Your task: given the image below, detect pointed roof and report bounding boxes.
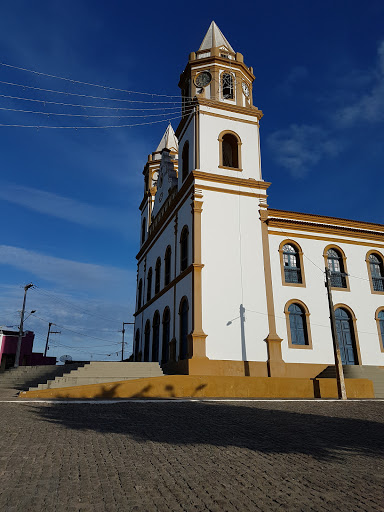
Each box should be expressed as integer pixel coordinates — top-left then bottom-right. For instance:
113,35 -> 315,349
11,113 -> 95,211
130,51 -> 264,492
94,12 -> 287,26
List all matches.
156,123 -> 178,153
199,21 -> 234,53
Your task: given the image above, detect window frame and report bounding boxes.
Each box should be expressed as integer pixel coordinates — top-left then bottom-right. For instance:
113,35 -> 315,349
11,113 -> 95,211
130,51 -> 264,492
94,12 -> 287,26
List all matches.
134,329 -> 141,361
137,279 -> 143,310
152,310 -> 160,362
162,307 -> 171,364
141,217 -> 146,245
284,299 -> 312,349
164,246 -> 172,286
323,245 -> 350,291
375,307 -> 384,353
279,240 -> 306,288
179,296 -> 189,360
181,141 -> 189,182
366,250 -> 384,295
221,72 -> 235,100
146,267 -> 152,302
218,130 -> 242,171
144,320 -> 151,362
333,303 -> 362,364
155,257 -> 161,295
180,226 -> 189,273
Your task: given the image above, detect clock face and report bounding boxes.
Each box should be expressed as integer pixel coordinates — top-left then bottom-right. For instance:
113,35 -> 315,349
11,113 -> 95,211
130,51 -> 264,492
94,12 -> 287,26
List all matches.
242,81 -> 250,97
195,71 -> 212,88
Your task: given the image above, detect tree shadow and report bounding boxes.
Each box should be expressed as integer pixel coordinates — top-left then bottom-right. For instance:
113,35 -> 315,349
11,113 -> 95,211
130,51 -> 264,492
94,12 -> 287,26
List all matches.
29,400 -> 384,462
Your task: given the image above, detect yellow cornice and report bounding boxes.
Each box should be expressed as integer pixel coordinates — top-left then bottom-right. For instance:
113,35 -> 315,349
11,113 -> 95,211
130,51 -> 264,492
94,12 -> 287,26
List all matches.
197,97 -> 263,120
193,170 -> 270,190
268,208 -> 384,234
179,56 -> 255,84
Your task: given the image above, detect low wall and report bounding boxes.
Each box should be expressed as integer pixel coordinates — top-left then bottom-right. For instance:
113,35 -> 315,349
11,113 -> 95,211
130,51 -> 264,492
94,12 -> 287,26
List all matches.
19,375 -> 374,400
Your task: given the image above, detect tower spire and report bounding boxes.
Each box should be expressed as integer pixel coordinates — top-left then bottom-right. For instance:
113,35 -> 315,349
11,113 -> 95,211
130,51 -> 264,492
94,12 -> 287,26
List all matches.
199,21 -> 234,53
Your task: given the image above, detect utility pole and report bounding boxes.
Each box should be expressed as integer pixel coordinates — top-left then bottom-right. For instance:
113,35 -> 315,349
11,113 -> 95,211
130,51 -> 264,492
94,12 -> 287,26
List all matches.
122,322 -> 134,361
14,283 -> 34,368
44,322 -> 61,357
325,268 -> 347,400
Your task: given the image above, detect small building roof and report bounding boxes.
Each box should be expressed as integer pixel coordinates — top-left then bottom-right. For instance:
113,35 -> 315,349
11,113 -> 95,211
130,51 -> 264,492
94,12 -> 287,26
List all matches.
199,21 -> 234,53
156,123 -> 178,153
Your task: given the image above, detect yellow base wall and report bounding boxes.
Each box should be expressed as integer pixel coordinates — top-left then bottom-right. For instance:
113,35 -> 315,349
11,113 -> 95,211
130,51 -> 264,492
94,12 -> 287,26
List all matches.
164,358 -> 328,379
19,376 -> 374,400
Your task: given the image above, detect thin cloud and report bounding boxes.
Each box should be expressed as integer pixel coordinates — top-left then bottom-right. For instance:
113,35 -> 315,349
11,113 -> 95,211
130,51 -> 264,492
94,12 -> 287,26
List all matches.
267,124 -> 341,177
0,183 -> 130,234
0,245 -> 133,292
276,65 -> 308,95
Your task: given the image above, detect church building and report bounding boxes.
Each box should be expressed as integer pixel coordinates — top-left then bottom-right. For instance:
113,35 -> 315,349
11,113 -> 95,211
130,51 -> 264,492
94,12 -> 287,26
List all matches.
133,22 -> 384,379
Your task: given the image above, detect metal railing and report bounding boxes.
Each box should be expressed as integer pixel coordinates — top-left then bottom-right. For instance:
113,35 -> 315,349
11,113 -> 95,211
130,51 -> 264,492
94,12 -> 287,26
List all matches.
284,267 -> 302,284
372,276 -> 384,292
330,272 -> 347,288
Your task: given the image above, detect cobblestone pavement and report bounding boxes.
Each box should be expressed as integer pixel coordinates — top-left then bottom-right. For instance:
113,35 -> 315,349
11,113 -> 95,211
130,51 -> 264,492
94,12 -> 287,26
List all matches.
0,400 -> 383,512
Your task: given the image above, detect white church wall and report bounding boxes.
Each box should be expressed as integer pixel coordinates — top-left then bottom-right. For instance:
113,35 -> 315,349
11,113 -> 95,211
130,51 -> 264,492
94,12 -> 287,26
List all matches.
199,109 -> 262,181
201,189 -> 269,361
269,231 -> 384,366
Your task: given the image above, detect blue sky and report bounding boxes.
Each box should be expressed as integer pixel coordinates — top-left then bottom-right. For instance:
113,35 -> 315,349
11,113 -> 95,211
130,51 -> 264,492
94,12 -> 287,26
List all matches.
0,1 -> 383,360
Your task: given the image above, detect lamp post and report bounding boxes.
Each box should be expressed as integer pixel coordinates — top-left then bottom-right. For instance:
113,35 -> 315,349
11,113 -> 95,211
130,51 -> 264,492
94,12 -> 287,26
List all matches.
14,283 -> 34,368
122,322 -> 134,361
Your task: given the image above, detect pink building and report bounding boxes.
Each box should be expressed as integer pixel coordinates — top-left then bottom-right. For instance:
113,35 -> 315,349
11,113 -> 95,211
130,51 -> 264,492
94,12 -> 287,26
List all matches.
0,327 -> 56,370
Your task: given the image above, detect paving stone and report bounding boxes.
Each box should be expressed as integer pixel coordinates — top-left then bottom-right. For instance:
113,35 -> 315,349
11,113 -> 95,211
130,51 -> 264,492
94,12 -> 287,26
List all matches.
0,401 -> 383,511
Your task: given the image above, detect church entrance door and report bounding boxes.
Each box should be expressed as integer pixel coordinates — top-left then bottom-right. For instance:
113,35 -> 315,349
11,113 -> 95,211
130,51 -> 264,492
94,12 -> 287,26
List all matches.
335,308 -> 357,365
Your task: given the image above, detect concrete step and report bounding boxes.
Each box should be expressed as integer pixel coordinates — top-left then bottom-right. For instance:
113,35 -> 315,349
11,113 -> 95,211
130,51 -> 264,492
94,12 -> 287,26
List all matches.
30,362 -> 164,391
0,364 -> 88,391
316,365 -> 384,398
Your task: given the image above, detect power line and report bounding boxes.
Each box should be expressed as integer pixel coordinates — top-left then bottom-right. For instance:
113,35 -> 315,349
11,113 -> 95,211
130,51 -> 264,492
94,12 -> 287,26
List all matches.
0,61 -> 192,99
0,93 -> 193,111
0,79 -> 187,104
0,111 -> 194,129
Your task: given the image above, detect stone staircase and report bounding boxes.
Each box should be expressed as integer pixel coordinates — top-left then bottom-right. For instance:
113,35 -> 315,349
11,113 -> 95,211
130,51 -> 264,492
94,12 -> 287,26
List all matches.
28,362 -> 164,391
317,365 -> 384,398
0,364 -> 87,397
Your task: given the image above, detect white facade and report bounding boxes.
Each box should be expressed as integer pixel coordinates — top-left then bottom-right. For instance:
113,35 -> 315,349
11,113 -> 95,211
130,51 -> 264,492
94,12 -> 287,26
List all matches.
133,22 -> 384,375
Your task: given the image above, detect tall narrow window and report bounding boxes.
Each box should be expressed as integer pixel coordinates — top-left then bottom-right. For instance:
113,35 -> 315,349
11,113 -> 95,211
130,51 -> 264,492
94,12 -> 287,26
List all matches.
369,253 -> 384,292
152,311 -> 160,362
222,73 -> 234,99
179,297 -> 189,360
222,133 -> 239,168
182,141 -> 189,182
137,279 -> 143,309
162,307 -> 170,364
283,244 -> 302,284
155,257 -> 161,294
327,248 -> 347,288
134,329 -> 140,361
180,226 -> 189,272
377,310 -> 384,350
288,303 -> 309,346
141,217 -> 146,245
164,246 -> 172,286
144,320 -> 150,362
146,267 -> 152,302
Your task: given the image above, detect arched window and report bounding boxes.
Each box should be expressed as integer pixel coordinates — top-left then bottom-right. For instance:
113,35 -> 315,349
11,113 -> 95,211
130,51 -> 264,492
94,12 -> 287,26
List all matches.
152,311 -> 160,362
144,320 -> 150,362
162,307 -> 171,363
134,329 -> 140,361
287,303 -> 310,346
141,218 -> 146,245
146,267 -> 152,302
222,73 -> 234,99
282,244 -> 302,284
155,257 -> 161,294
368,253 -> 384,292
180,226 -> 189,272
164,246 -> 172,286
137,279 -> 143,309
326,247 -> 348,289
182,141 -> 189,182
334,307 -> 358,365
179,297 -> 189,360
222,133 -> 239,168
376,309 -> 384,352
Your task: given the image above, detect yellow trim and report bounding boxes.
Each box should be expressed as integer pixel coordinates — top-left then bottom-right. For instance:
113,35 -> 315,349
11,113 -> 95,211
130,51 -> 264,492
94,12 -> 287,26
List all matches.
278,239 -> 306,288
374,307 -> 384,354
197,97 -> 262,119
201,109 -> 260,126
284,299 -> 313,350
366,250 -> 384,295
218,129 -> 242,170
268,230 -> 384,249
198,184 -> 266,198
333,303 -> 362,365
323,244 -> 351,292
193,170 -> 270,189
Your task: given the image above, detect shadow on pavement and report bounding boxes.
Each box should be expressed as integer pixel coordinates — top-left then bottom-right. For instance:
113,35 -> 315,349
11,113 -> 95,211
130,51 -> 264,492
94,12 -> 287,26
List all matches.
30,399 -> 384,461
